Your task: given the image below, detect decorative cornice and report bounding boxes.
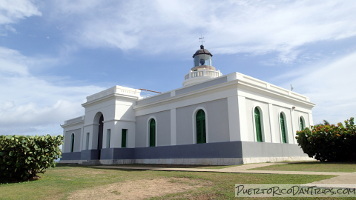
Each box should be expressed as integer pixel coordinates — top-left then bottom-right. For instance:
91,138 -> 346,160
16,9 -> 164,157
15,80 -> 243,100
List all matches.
61,116 -> 84,128
82,86 -> 141,107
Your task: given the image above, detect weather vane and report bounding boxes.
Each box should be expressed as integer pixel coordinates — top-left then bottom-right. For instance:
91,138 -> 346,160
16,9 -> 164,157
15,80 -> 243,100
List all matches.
199,34 -> 205,45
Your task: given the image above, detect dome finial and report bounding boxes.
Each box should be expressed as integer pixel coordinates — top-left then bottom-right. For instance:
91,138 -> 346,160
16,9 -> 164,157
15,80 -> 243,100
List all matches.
199,35 -> 205,45
199,34 -> 205,50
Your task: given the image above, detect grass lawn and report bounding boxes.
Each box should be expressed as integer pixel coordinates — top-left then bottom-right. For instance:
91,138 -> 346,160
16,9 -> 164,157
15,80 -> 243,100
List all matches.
0,165 -> 336,200
250,162 -> 356,172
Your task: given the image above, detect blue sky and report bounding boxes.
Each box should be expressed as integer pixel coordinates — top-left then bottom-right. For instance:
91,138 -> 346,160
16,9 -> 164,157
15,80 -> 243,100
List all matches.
0,0 -> 356,136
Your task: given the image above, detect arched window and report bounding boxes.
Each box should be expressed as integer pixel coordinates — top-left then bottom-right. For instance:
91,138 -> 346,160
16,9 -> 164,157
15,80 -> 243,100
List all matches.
196,109 -> 206,144
70,133 -> 75,152
299,116 -> 305,131
254,107 -> 263,142
149,118 -> 156,147
280,112 -> 288,143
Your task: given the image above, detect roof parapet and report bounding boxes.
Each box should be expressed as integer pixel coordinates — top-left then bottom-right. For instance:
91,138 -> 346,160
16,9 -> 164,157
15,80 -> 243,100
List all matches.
86,86 -> 141,102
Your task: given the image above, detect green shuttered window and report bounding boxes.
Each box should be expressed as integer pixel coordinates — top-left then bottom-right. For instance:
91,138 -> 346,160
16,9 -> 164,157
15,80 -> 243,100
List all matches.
299,117 -> 305,131
280,113 -> 288,143
254,107 -> 263,142
149,119 -> 156,147
86,132 -> 90,150
196,109 -> 206,144
70,133 -> 75,152
106,129 -> 111,148
122,129 -> 127,148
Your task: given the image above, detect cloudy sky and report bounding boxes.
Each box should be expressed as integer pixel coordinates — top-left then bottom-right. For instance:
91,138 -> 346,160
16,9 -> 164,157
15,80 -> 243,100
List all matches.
0,0 -> 355,136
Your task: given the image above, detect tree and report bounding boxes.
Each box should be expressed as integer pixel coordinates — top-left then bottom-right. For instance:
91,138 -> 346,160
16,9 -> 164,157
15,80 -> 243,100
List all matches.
0,135 -> 63,183
296,117 -> 355,162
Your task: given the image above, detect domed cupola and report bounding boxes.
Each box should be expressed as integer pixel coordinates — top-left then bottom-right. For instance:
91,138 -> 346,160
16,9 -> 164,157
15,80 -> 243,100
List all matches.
183,45 -> 222,87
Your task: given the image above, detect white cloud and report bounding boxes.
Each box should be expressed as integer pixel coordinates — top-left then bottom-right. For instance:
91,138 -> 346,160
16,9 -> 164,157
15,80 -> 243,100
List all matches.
45,0 -> 356,61
0,0 -> 41,36
0,0 -> 41,24
0,25 -> 17,36
0,47 -> 104,135
279,51 -> 356,124
0,47 -> 29,75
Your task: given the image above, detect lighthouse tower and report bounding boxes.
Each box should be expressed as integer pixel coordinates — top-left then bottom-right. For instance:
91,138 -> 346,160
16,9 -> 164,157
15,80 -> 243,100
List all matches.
183,45 -> 222,87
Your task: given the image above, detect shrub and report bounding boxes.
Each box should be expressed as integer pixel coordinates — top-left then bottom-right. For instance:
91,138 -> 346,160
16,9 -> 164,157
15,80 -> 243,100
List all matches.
296,117 -> 356,162
0,134 -> 63,183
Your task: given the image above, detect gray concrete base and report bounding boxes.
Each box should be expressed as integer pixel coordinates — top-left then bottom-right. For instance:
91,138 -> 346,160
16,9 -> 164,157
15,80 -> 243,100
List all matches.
60,141 -> 311,165
61,158 -> 243,165
99,159 -> 135,165
115,158 -> 243,165
60,156 -> 313,166
59,160 -> 82,164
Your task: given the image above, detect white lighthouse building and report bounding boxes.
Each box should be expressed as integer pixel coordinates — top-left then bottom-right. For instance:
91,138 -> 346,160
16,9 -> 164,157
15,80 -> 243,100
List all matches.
61,45 -> 314,165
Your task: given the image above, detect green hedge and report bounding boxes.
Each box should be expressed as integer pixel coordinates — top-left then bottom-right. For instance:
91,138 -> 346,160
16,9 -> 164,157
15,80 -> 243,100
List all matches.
0,135 -> 63,183
296,117 -> 356,162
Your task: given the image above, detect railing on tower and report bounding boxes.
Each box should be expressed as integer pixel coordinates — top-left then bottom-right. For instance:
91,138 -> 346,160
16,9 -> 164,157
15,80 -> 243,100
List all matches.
185,70 -> 222,80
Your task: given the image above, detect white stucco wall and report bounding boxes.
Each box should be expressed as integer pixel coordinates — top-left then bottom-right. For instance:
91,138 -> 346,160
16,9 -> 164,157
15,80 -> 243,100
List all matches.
235,73 -> 314,144
63,128 -> 82,153
244,99 -> 271,142
135,110 -> 171,147
135,97 -> 231,146
79,87 -> 139,151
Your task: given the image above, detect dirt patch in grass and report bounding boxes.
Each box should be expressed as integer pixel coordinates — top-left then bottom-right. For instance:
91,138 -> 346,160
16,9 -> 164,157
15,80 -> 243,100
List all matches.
68,177 -> 210,200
